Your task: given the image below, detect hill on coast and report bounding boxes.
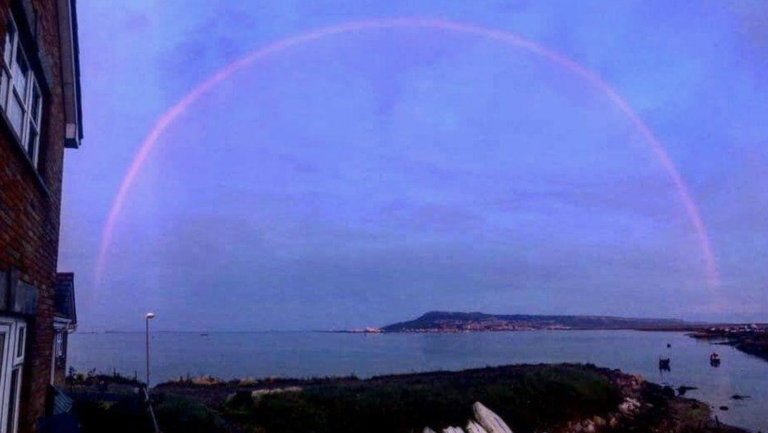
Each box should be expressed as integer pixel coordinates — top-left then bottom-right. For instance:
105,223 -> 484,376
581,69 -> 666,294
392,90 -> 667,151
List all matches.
380,311 -> 696,333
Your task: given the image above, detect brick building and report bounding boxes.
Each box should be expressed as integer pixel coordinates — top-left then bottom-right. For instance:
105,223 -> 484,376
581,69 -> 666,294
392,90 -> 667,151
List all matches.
0,0 -> 82,432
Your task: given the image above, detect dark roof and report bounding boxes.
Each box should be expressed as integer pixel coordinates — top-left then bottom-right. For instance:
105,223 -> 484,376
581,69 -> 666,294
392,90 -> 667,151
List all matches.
54,273 -> 77,323
49,386 -> 74,415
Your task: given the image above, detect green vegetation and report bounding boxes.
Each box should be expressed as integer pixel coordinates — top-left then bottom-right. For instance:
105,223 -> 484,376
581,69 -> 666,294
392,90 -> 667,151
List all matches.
74,393 -> 229,433
155,394 -> 230,433
222,364 -> 621,433
71,363 -> 744,433
74,398 -> 149,433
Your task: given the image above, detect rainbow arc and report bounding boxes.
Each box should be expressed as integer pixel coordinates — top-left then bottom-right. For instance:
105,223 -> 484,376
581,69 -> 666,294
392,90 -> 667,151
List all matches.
95,18 -> 719,288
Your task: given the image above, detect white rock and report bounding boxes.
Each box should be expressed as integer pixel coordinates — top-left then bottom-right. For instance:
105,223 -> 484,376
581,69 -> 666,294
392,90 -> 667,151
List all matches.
443,427 -> 465,433
466,421 -> 490,433
618,400 -> 636,415
473,402 -> 514,433
423,428 -> 437,433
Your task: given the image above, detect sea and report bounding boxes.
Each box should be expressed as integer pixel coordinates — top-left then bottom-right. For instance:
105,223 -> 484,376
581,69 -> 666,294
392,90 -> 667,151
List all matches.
69,330 -> 768,432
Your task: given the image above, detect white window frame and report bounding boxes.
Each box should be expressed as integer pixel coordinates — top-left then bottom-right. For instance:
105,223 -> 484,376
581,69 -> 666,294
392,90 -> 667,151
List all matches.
1,12 -> 43,168
51,319 -> 70,385
54,332 -> 63,359
0,318 -> 25,433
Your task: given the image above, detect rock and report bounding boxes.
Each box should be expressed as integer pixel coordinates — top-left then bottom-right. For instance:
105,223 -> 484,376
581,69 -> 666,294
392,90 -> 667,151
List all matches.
424,429 -> 437,433
618,402 -> 632,415
661,386 -> 676,398
618,397 -> 642,416
582,422 -> 596,433
592,416 -> 606,427
719,405 -> 729,411
614,374 -> 645,392
443,427 -> 465,433
677,386 -> 698,396
466,421 -> 489,433
473,402 -> 514,433
608,416 -> 619,428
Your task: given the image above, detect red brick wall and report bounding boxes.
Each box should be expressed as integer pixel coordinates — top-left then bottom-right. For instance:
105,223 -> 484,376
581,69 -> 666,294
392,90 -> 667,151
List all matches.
0,0 -> 70,431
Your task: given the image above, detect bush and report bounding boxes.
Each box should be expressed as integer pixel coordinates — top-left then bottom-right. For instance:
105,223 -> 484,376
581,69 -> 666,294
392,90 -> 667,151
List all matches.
75,392 -> 230,433
154,394 -> 230,433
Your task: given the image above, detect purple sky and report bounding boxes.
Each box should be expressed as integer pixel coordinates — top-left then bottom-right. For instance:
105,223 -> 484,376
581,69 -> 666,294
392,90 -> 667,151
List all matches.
60,1 -> 768,331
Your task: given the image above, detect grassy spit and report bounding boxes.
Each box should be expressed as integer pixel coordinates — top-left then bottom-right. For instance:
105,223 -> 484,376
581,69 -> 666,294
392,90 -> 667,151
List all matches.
69,364 -> 745,433
689,328 -> 768,362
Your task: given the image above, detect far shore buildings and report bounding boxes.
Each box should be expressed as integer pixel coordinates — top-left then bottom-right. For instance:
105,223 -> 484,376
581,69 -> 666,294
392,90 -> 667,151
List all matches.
0,0 -> 82,432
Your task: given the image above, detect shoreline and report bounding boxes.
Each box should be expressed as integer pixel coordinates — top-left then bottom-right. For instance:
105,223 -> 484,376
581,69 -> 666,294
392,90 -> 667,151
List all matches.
331,327 -> 715,334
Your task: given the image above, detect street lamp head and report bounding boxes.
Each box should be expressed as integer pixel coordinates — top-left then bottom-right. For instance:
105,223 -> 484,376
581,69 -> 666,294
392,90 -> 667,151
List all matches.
146,312 -> 155,320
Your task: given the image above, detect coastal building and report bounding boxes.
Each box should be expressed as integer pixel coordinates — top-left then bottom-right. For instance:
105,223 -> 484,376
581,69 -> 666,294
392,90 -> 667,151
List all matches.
0,0 -> 82,432
52,273 -> 76,387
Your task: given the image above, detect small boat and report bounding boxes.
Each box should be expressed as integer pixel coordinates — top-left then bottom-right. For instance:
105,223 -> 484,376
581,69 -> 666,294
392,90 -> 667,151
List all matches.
659,358 -> 671,372
710,352 -> 721,367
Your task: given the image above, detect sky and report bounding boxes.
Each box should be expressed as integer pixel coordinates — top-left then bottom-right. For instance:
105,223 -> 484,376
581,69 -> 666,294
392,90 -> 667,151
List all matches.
59,0 -> 768,331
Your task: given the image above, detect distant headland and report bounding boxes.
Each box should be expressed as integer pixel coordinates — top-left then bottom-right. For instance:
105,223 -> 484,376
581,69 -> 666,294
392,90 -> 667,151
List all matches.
356,311 -> 715,333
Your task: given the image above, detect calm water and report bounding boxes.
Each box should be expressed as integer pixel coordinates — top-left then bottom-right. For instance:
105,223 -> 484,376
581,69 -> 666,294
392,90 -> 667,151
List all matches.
69,330 -> 767,431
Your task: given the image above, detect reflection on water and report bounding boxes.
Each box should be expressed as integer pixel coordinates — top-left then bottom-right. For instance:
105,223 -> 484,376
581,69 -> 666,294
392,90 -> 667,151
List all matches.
70,330 -> 768,431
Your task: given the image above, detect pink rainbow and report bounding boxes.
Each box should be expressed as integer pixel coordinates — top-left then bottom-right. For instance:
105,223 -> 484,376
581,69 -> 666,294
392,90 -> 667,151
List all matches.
95,17 -> 719,286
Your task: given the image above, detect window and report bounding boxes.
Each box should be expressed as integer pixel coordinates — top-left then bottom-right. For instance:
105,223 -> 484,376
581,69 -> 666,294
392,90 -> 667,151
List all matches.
0,319 -> 25,433
13,326 -> 23,363
4,370 -> 17,433
0,14 -> 43,167
54,332 -> 63,359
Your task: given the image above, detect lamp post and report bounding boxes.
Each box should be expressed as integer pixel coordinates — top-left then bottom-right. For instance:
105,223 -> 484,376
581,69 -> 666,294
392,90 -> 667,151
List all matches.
144,312 -> 161,433
145,312 -> 155,388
